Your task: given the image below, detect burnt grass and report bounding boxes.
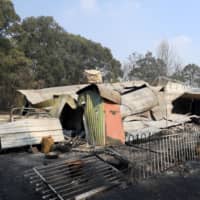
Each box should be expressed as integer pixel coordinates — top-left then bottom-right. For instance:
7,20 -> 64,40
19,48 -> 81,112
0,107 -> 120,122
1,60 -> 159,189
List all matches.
1,151 -> 200,200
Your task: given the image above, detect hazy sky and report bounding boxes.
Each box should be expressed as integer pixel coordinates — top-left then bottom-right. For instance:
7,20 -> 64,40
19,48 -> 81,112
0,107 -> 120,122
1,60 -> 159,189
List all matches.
12,0 -> 200,65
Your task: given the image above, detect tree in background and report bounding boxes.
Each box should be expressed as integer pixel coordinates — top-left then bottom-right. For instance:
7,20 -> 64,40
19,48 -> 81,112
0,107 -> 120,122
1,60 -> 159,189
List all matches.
122,52 -> 142,81
156,40 -> 182,75
0,1 -> 122,110
128,51 -> 167,83
0,0 -> 33,110
18,16 -> 122,88
170,64 -> 184,82
17,16 -> 67,88
170,63 -> 200,87
182,64 -> 200,87
0,0 -> 20,37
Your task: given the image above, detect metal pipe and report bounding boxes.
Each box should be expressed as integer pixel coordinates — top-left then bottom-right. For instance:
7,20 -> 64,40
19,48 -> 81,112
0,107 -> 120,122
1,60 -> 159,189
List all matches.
33,168 -> 64,200
40,165 -> 114,187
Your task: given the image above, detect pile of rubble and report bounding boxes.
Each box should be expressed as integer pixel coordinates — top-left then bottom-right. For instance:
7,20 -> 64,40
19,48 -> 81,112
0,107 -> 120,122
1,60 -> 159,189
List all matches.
1,76 -> 200,199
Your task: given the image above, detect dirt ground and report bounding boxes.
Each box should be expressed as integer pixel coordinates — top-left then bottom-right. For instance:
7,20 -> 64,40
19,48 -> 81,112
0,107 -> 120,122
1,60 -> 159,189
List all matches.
0,150 -> 82,200
1,151 -> 200,200
94,162 -> 200,200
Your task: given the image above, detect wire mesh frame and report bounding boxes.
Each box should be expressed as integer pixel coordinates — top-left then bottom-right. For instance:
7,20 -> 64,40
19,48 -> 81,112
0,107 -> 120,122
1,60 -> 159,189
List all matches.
24,155 -> 125,200
113,128 -> 200,183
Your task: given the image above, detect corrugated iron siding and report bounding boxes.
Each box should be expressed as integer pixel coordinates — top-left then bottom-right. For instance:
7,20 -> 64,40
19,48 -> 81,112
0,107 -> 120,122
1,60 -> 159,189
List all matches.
104,102 -> 125,145
0,118 -> 64,149
79,90 -> 105,146
120,87 -> 158,118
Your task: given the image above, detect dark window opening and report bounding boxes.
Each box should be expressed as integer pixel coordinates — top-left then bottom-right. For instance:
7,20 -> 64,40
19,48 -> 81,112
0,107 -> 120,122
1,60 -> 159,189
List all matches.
59,103 -> 84,137
172,97 -> 200,115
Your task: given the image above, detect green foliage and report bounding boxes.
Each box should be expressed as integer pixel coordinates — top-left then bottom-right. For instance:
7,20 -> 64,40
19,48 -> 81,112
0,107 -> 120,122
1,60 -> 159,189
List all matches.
17,16 -> 122,87
0,48 -> 34,108
182,64 -> 200,87
171,64 -> 200,87
0,2 -> 122,110
128,51 -> 167,83
127,51 -> 200,87
0,0 -> 33,110
170,67 -> 184,82
0,0 -> 20,37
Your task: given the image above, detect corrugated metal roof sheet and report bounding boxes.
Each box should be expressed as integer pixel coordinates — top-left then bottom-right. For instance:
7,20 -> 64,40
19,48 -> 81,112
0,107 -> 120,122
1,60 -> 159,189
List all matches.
120,87 -> 159,118
18,84 -> 87,105
77,84 -> 121,104
18,81 -> 148,106
97,80 -> 148,94
124,114 -> 192,139
0,118 -> 64,149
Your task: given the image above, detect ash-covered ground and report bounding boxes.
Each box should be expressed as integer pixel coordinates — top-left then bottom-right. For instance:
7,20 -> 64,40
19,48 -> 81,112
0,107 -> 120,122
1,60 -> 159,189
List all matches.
1,151 -> 200,200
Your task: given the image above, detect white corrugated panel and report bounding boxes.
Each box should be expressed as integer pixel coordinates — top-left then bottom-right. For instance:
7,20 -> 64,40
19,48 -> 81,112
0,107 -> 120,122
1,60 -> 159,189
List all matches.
18,84 -> 87,105
0,118 -> 64,149
120,87 -> 158,118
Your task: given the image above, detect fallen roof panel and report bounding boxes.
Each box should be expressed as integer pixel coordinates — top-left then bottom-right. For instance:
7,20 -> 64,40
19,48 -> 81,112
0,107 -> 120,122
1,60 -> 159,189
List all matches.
120,86 -> 159,118
0,118 -> 64,149
18,84 -> 87,105
77,84 -> 121,104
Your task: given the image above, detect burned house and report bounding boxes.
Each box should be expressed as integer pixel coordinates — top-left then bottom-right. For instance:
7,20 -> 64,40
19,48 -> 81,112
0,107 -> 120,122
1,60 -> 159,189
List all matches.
1,78 -> 196,149
2,78 -> 200,200
18,85 -> 87,136
0,85 -> 88,150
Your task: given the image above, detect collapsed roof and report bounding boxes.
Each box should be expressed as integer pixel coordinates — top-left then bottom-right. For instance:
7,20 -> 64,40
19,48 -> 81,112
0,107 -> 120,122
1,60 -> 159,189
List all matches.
16,78 -> 200,145
18,80 -> 148,104
18,84 -> 87,106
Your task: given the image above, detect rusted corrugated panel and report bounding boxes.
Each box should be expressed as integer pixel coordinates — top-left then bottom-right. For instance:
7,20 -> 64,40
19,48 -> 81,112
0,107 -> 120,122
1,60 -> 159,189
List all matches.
97,85 -> 121,104
104,102 -> 125,145
120,87 -> 158,118
0,118 -> 64,149
77,84 -> 121,104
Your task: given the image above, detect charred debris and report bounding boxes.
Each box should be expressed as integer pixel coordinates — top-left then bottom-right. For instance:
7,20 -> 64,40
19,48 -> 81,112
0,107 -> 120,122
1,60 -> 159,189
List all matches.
1,74 -> 200,199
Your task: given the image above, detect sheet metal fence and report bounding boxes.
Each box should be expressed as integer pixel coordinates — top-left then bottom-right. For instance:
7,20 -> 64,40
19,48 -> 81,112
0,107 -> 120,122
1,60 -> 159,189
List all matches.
110,127 -> 200,183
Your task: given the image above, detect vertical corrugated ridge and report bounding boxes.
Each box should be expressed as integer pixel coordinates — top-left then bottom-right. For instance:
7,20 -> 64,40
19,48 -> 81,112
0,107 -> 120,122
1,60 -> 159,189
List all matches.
79,90 -> 105,145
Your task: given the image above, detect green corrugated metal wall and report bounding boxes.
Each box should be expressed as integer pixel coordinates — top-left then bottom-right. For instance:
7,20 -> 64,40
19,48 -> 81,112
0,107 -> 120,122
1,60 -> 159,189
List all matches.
78,90 -> 105,146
